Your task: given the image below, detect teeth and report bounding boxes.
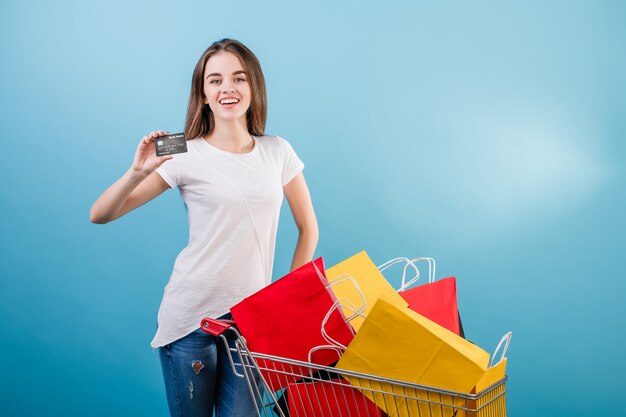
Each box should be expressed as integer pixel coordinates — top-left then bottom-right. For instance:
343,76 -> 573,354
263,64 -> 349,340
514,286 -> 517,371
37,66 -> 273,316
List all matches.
220,98 -> 239,104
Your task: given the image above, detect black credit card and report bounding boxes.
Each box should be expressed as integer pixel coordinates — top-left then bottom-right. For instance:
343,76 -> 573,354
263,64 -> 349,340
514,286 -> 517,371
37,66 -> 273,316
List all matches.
155,133 -> 187,156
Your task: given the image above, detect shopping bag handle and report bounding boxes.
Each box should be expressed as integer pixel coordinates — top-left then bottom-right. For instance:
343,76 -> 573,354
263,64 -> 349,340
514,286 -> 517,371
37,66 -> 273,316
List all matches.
310,298 -> 367,362
379,257 -> 436,291
313,260 -> 367,350
320,297 -> 366,350
489,332 -> 513,367
308,344 -> 344,363
378,257 -> 420,289
312,259 -> 367,324
326,275 -> 367,316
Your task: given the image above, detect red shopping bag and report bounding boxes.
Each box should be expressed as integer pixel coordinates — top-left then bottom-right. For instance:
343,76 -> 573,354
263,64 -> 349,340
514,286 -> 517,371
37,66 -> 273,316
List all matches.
230,258 -> 355,391
399,276 -> 462,336
287,378 -> 385,417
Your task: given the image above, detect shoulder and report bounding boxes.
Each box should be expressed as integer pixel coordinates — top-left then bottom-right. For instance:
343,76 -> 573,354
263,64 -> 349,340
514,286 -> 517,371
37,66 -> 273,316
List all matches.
257,134 -> 296,153
257,134 -> 282,147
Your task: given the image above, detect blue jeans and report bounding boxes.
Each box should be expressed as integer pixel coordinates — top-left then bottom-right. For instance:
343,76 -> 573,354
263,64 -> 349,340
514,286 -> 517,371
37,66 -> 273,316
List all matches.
158,316 -> 259,417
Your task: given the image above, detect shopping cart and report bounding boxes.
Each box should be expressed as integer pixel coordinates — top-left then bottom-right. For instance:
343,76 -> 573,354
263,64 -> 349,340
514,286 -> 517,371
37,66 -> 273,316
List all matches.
201,318 -> 508,417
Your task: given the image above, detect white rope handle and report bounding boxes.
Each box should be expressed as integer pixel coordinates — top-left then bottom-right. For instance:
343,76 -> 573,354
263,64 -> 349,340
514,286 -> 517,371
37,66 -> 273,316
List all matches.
402,257 -> 436,289
308,345 -> 344,364
326,275 -> 367,319
378,257 -> 436,291
378,257 -> 421,290
489,332 -> 513,367
319,297 -> 366,349
309,298 -> 367,362
311,260 -> 367,350
312,259 -> 367,319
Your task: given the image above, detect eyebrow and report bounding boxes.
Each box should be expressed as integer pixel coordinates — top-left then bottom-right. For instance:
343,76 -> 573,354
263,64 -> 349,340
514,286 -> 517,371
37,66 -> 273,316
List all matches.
206,70 -> 247,79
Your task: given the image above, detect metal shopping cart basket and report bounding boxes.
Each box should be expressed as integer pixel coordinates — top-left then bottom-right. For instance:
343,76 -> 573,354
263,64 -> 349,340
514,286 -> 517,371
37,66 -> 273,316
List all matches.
201,318 -> 508,417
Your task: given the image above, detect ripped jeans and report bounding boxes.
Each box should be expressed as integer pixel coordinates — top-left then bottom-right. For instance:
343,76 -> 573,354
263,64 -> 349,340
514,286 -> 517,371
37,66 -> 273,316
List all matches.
158,315 -> 259,417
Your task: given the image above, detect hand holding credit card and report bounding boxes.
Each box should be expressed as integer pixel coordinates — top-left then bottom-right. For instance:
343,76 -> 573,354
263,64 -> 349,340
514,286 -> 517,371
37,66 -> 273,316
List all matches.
155,133 -> 188,156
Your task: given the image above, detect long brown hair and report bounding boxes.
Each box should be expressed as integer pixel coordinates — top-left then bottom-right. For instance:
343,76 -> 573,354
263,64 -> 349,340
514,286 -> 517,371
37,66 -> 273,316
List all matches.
184,39 -> 267,139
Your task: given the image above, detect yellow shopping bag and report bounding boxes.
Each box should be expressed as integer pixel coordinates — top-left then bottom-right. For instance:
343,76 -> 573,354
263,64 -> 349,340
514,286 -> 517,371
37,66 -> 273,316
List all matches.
326,251 -> 409,331
336,298 -> 507,417
467,333 -> 511,417
465,359 -> 508,417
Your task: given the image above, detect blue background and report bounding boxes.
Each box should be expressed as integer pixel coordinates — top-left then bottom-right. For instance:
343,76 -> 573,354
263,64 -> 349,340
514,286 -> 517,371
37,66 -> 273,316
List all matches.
1,1 -> 624,416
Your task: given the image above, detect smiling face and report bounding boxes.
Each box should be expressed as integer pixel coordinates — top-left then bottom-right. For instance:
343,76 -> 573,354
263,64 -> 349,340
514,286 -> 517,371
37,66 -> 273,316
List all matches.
184,39 -> 267,139
203,51 -> 252,125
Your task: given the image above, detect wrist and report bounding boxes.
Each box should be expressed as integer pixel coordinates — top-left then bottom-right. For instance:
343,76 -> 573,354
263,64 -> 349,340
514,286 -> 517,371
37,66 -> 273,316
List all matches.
127,166 -> 150,181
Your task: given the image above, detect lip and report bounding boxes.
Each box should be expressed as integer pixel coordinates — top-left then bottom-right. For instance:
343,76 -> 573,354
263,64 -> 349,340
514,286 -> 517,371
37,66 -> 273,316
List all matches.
218,96 -> 240,109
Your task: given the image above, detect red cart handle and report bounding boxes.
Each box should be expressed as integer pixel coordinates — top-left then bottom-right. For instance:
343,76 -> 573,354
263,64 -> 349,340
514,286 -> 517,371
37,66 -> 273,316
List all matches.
201,318 -> 233,336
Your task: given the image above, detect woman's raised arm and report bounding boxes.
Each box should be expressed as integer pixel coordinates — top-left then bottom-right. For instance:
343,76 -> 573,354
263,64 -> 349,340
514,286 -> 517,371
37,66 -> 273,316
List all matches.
90,131 -> 173,224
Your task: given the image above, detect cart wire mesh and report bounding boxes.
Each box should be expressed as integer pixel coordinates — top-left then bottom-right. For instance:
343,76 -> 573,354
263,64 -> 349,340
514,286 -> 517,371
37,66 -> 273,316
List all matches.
204,321 -> 507,417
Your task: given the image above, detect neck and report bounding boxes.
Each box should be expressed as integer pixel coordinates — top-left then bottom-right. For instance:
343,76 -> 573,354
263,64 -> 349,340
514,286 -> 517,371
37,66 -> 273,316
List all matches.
205,118 -> 254,153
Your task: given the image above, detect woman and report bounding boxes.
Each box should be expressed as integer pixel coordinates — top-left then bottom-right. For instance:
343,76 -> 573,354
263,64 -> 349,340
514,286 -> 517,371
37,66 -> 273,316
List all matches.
90,38 -> 319,417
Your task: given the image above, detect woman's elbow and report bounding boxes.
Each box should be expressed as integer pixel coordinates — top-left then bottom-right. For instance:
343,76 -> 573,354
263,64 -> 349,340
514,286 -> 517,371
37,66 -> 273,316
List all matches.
89,206 -> 110,224
90,213 -> 107,224
298,222 -> 319,241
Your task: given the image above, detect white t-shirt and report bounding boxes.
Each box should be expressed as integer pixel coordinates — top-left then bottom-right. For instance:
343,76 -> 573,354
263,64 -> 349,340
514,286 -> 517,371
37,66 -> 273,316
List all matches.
151,135 -> 304,348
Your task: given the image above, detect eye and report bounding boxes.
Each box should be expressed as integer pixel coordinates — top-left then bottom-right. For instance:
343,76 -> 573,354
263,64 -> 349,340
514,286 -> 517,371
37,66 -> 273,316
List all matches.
209,79 -> 221,84
235,77 -> 247,82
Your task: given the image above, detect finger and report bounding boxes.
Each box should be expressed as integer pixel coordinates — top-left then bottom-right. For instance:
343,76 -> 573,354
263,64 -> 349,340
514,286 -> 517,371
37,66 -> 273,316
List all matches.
156,155 -> 174,167
144,134 -> 158,143
141,135 -> 149,144
149,131 -> 158,139
157,130 -> 167,136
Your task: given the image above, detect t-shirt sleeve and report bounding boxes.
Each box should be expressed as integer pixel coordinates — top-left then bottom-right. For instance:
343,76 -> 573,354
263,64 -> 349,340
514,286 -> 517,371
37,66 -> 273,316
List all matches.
277,136 -> 305,186
155,157 -> 181,188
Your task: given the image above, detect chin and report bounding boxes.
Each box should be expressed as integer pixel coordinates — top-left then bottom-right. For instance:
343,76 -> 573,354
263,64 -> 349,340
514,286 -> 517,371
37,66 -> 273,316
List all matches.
216,113 -> 243,120
214,113 -> 248,124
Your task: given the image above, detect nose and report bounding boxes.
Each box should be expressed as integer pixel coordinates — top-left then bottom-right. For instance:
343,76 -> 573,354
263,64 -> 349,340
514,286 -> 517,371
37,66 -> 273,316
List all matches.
221,79 -> 236,93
